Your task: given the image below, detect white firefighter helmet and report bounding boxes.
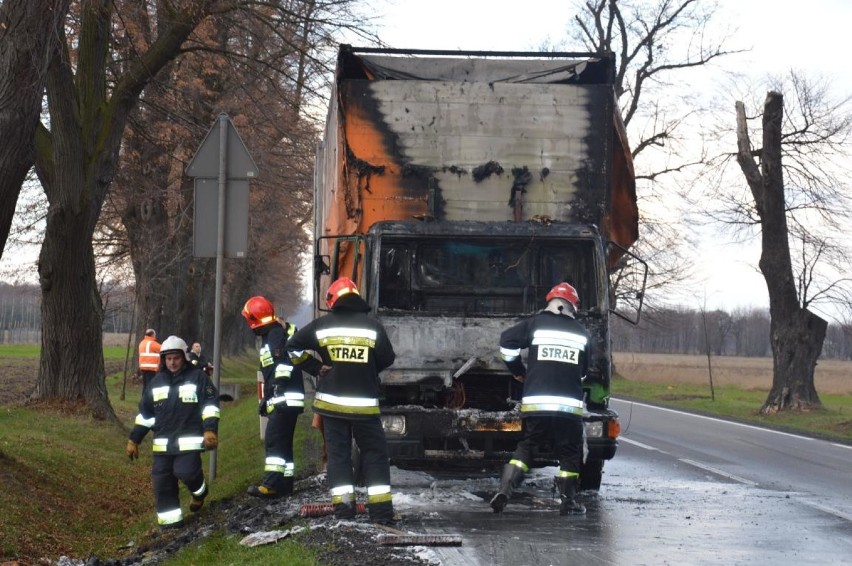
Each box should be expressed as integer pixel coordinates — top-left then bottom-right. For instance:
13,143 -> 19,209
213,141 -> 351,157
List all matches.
160,335 -> 191,361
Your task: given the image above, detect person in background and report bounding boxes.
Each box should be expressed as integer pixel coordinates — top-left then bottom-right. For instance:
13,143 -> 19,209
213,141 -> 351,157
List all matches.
126,335 -> 220,529
490,282 -> 590,516
137,328 -> 161,392
242,296 -> 305,499
189,342 -> 214,376
286,277 -> 397,524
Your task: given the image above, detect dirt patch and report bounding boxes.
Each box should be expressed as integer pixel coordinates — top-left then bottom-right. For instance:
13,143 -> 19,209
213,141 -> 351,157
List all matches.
0,358 -> 128,406
614,352 -> 852,395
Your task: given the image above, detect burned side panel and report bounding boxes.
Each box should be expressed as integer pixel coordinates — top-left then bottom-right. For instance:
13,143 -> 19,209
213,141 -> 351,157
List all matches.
337,79 -> 613,226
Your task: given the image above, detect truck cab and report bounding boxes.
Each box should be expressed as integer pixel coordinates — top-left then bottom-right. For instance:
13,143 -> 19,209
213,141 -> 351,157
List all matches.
313,45 -> 646,490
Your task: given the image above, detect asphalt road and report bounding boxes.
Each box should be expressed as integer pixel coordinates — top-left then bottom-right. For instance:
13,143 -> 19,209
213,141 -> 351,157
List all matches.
391,399 -> 852,565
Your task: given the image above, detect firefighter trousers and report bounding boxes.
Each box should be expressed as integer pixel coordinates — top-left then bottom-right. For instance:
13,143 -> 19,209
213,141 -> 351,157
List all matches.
151,452 -> 206,527
323,414 -> 394,521
513,415 -> 584,473
261,406 -> 302,492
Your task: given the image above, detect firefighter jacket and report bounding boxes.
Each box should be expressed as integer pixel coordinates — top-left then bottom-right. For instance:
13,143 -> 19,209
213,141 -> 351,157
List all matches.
257,320 -> 305,412
129,364 -> 220,454
287,295 -> 395,419
499,311 -> 590,418
138,335 -> 161,373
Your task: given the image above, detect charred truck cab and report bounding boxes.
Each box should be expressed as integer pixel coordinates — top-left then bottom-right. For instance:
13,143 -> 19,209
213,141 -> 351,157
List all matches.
313,46 -> 646,490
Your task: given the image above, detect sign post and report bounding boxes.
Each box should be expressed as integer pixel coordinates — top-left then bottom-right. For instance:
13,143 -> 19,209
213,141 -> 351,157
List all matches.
187,113 -> 258,480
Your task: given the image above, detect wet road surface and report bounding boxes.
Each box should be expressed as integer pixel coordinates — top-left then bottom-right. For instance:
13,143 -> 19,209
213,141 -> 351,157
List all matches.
391,401 -> 852,565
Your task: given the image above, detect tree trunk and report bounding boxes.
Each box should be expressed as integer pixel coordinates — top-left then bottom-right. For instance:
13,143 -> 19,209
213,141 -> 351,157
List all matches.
763,308 -> 825,413
735,92 -> 825,415
0,0 -> 70,257
34,201 -> 115,421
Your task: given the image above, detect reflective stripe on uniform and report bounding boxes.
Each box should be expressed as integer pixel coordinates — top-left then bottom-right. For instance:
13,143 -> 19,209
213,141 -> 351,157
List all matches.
202,404 -> 220,420
530,329 -> 587,348
265,456 -> 287,473
557,469 -> 580,479
314,392 -> 379,415
135,414 -> 155,428
367,484 -> 392,504
288,349 -> 312,364
177,436 -> 204,451
151,386 -> 170,402
316,327 -> 377,348
500,346 -> 521,361
331,484 -> 355,504
274,363 -> 294,378
157,507 -> 183,525
153,438 -> 169,452
269,392 -> 305,408
192,481 -> 207,497
521,394 -> 584,415
509,458 -> 529,472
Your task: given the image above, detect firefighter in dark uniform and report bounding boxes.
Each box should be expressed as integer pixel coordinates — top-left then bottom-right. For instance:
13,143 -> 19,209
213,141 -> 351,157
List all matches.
242,296 -> 305,499
490,282 -> 590,516
126,335 -> 220,529
287,277 -> 397,523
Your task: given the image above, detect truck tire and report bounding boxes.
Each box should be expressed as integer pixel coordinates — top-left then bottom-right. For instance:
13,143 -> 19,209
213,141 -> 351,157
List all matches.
580,459 -> 604,491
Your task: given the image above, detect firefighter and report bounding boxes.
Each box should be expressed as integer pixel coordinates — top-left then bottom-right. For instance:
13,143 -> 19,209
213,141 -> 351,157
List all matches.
490,282 -> 589,516
137,328 -> 161,392
242,296 -> 305,499
126,335 -> 220,529
287,277 -> 397,524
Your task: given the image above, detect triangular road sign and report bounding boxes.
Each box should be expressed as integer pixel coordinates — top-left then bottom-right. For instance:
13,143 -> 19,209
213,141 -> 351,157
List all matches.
186,113 -> 259,178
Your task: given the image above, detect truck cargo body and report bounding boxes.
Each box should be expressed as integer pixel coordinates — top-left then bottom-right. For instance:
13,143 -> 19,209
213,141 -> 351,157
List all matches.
313,46 -> 641,490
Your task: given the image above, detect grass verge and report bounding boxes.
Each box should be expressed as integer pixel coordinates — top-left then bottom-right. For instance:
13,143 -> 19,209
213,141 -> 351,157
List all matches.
0,349 -> 324,565
612,374 -> 852,443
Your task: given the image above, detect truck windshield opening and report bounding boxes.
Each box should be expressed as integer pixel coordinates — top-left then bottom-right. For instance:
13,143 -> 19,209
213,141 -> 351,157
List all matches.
377,239 -> 599,316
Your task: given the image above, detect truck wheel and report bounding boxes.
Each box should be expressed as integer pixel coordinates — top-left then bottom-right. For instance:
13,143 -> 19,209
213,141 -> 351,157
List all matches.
580,459 -> 604,491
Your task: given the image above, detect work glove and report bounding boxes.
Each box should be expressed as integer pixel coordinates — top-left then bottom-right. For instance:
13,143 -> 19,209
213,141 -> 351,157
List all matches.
202,430 -> 218,450
126,440 -> 139,461
258,399 -> 269,416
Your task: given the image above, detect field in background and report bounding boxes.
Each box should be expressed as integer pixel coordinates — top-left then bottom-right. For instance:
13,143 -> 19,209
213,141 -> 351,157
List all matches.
614,352 -> 852,396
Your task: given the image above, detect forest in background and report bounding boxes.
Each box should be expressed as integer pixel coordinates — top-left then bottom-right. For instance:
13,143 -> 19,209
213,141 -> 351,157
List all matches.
2,281 -> 850,360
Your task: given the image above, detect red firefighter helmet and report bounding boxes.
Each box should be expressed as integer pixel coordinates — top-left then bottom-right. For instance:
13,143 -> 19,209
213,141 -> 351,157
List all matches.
325,277 -> 360,308
242,296 -> 276,329
546,282 -> 580,310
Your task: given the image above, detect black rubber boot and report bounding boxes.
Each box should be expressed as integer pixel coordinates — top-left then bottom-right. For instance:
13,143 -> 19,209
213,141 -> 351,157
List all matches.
334,501 -> 357,520
369,500 -> 397,525
189,483 -> 208,512
247,485 -> 283,499
280,476 -> 294,497
555,476 -> 586,516
490,463 -> 524,513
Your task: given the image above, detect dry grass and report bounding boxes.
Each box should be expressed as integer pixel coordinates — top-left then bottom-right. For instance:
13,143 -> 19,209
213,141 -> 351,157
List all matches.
613,352 -> 852,396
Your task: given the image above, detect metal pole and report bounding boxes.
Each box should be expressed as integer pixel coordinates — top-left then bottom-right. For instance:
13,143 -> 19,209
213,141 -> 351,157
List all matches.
209,113 -> 229,480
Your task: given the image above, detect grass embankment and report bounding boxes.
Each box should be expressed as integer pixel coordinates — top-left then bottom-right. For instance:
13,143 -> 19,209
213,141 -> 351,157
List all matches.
0,346 -> 325,565
612,374 -> 852,443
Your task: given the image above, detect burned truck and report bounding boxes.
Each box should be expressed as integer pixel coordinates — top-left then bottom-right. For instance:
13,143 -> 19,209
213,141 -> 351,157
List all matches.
312,45 -> 645,490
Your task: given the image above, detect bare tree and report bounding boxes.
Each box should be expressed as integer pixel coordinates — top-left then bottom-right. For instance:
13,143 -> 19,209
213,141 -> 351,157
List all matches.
0,0 -> 70,258
732,87 -> 851,413
20,0 -> 378,419
566,0 -> 742,310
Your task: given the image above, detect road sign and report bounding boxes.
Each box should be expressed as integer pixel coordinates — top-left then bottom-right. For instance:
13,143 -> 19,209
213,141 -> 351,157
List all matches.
186,113 -> 259,481
193,178 -> 248,258
186,114 -> 258,178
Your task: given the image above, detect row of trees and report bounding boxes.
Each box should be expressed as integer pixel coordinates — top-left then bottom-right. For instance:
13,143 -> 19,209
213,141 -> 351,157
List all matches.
4,280 -> 852,361
0,0 -> 376,421
612,306 -> 852,360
